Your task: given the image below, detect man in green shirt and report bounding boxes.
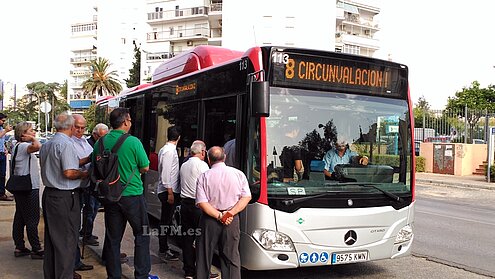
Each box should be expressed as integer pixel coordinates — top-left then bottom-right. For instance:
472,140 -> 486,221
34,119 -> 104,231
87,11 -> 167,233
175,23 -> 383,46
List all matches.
93,107 -> 152,279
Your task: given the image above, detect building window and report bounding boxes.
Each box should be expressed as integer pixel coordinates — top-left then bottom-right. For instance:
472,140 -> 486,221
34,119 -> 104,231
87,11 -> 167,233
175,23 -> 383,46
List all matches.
343,44 -> 360,55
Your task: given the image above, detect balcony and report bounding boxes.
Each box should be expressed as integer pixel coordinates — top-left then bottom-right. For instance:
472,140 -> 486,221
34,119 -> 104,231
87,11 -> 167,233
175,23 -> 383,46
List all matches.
147,6 -> 208,23
335,32 -> 379,50
70,70 -> 92,76
70,55 -> 97,64
338,14 -> 379,30
146,52 -> 175,61
147,27 -> 209,42
69,82 -> 83,89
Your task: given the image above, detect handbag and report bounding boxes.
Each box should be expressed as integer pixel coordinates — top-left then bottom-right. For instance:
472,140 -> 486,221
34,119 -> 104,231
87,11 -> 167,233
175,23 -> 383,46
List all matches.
5,144 -> 32,193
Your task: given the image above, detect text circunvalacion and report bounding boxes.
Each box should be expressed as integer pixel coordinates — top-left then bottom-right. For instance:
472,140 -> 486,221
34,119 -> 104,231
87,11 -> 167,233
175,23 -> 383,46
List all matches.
285,59 -> 390,88
176,82 -> 196,95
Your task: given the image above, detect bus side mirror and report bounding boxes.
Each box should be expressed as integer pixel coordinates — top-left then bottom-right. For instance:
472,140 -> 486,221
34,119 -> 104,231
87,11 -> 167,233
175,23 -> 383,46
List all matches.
251,81 -> 270,117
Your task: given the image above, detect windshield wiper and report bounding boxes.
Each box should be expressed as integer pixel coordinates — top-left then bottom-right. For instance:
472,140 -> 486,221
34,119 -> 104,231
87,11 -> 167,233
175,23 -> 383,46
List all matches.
282,192 -> 336,206
352,183 -> 402,202
281,183 -> 402,206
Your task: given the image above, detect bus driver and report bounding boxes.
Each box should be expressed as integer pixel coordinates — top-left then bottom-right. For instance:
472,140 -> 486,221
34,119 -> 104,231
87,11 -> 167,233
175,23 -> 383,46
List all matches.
323,136 -> 368,179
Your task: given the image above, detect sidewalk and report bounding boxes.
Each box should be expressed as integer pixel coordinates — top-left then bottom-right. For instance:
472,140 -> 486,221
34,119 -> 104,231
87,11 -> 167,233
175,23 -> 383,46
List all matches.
415,172 -> 495,190
1,172 -> 492,278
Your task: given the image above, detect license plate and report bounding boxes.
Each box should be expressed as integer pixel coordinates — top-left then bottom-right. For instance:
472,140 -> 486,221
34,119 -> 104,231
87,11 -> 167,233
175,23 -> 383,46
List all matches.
331,251 -> 368,264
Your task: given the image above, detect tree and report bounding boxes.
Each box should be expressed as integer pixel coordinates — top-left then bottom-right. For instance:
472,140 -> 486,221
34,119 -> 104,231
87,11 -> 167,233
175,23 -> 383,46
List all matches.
4,82 -> 70,129
125,44 -> 141,88
83,103 -> 96,133
445,81 -> 495,141
82,57 -> 123,98
413,96 -> 433,128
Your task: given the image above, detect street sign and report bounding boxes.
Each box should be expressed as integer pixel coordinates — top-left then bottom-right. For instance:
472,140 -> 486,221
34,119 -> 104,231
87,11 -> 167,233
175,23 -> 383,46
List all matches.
40,101 -> 52,113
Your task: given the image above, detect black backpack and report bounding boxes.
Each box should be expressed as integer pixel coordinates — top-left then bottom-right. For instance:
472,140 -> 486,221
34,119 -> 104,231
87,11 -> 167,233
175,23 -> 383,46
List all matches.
89,133 -> 136,203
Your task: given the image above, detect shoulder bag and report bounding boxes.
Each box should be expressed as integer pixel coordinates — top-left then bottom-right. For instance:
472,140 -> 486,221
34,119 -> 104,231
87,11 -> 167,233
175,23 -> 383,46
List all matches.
6,144 -> 32,193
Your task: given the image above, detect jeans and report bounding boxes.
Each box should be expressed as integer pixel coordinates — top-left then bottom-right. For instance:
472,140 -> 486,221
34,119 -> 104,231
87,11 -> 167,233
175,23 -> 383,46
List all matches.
157,191 -> 181,253
0,153 -> 6,196
12,189 -> 41,251
81,190 -> 101,238
102,195 -> 151,279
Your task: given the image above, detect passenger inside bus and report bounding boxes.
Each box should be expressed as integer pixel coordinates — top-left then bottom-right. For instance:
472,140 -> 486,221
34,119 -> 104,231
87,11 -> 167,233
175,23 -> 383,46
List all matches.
277,122 -> 310,182
323,136 -> 368,179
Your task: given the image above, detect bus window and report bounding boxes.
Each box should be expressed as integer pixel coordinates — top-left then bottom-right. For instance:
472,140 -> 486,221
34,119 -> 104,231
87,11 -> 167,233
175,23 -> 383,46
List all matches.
153,100 -> 199,164
204,97 -> 237,166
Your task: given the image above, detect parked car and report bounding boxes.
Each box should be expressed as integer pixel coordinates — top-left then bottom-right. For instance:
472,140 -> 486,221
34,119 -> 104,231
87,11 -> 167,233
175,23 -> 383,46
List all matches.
472,139 -> 486,144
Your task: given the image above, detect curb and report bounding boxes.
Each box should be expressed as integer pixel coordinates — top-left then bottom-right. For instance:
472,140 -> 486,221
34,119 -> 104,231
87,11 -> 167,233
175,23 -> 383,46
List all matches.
416,179 -> 495,191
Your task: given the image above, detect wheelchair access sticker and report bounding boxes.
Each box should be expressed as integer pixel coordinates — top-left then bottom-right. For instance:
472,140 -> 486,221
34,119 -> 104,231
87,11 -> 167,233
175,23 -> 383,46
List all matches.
299,252 -> 329,264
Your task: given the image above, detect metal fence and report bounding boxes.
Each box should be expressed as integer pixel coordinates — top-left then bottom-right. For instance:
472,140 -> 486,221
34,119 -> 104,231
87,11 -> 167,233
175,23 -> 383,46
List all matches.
414,108 -> 495,143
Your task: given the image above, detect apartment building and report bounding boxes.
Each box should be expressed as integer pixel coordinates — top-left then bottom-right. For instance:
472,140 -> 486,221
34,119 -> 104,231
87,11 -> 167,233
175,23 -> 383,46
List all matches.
335,0 -> 380,57
67,0 -> 380,112
141,0 -> 222,83
68,6 -> 98,114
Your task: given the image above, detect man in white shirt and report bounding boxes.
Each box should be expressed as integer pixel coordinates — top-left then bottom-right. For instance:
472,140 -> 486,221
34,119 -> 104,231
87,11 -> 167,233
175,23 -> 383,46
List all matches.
179,140 -> 217,279
157,126 -> 181,261
71,114 -> 95,273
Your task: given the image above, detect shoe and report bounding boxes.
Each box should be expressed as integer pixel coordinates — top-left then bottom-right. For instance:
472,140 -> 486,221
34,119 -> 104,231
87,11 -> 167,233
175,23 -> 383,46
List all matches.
75,263 -> 94,271
73,272 -> 82,279
82,237 -> 99,246
160,250 -> 179,261
0,194 -> 14,201
14,247 -> 31,257
148,275 -> 160,279
31,250 -> 44,259
185,273 -> 218,279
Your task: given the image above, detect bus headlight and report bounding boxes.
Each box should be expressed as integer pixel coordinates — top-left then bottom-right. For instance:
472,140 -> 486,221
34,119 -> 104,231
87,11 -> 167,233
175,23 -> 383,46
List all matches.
252,229 -> 295,252
395,225 -> 413,243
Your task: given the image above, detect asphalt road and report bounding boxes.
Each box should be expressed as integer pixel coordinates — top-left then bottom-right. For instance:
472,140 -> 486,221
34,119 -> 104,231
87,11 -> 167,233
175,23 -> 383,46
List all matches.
413,183 -> 495,277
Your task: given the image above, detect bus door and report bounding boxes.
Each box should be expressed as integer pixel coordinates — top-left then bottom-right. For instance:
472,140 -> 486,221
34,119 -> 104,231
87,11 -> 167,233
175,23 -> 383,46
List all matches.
203,96 -> 238,168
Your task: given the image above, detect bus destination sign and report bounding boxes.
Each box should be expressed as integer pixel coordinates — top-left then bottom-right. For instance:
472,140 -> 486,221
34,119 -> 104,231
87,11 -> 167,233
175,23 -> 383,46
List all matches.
271,52 -> 406,96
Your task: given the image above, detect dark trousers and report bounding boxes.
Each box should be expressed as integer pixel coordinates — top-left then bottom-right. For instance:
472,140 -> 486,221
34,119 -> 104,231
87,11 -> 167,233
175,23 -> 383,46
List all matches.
102,195 -> 151,279
12,189 -> 41,252
196,214 -> 241,279
42,187 -> 80,279
181,198 -> 202,276
0,153 -> 6,196
81,190 -> 100,238
157,191 -> 181,253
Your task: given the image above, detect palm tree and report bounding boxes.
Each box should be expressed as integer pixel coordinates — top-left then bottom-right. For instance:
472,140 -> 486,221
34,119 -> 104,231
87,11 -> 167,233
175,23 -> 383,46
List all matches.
82,57 -> 123,98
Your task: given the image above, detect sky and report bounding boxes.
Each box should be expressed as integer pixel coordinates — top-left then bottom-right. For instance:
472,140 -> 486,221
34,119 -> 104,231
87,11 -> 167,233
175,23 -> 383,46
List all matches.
1,1 -> 495,109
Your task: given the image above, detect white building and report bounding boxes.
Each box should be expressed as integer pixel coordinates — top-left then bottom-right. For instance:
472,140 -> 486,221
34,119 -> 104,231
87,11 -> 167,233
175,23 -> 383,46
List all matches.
335,0 -> 380,57
67,0 -> 380,111
68,5 -> 99,113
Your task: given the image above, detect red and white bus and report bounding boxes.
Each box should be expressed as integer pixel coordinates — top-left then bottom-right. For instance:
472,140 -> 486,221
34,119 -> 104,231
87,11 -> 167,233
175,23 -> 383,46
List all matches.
96,45 -> 415,270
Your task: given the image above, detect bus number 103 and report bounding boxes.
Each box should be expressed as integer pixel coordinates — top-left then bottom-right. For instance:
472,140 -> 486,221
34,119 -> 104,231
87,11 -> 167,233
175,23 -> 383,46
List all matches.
272,52 -> 289,64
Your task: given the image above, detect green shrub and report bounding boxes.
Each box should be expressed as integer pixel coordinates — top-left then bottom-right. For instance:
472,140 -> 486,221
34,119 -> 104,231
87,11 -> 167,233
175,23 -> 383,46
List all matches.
365,154 -> 424,172
485,165 -> 495,182
415,156 -> 425,172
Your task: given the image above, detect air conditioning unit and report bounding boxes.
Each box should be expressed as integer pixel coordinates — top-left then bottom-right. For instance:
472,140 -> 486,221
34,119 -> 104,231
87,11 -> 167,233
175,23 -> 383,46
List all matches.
187,40 -> 193,46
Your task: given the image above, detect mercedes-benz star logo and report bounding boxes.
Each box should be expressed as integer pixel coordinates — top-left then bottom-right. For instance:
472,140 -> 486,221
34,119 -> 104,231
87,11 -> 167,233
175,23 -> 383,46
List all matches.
344,230 -> 357,245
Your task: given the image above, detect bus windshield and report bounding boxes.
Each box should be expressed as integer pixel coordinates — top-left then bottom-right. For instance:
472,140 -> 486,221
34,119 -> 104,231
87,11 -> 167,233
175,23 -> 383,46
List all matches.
263,87 -> 412,202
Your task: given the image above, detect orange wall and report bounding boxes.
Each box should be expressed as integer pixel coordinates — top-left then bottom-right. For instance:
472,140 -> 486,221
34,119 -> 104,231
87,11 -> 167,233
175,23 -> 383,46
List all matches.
420,143 -> 487,176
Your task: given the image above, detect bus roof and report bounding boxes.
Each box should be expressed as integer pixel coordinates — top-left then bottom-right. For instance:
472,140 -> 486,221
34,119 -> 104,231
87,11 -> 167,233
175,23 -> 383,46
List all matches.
152,45 -> 244,84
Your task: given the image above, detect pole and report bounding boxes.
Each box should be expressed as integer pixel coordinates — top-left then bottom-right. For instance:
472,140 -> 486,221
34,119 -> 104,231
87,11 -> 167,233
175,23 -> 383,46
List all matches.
0,80 -> 3,111
13,84 -> 16,111
45,102 -> 48,137
464,104 -> 468,144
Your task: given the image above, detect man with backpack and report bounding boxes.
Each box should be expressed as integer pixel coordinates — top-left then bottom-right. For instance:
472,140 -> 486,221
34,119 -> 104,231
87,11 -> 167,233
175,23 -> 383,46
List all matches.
91,108 -> 153,279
